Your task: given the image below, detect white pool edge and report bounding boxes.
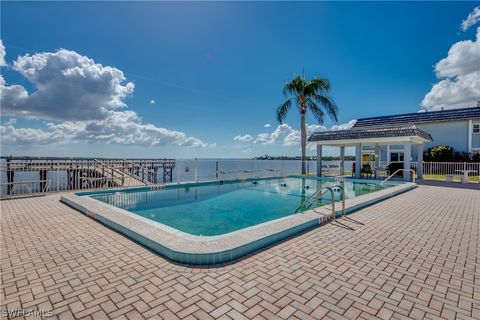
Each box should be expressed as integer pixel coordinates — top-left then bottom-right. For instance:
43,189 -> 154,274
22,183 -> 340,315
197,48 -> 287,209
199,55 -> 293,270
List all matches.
60,182 -> 416,265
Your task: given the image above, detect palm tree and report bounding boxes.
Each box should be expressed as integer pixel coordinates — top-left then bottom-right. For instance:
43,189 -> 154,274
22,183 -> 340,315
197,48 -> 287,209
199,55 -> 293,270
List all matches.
276,75 -> 338,174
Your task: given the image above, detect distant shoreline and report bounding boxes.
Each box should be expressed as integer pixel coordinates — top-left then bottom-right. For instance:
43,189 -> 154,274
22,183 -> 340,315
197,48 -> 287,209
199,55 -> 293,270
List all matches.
253,156 -> 355,161
0,156 -> 355,161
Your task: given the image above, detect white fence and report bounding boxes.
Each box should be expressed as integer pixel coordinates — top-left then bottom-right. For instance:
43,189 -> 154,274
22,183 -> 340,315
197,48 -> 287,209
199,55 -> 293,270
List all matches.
359,161 -> 480,182
172,159 -> 350,182
2,159 -> 479,198
412,162 -> 480,182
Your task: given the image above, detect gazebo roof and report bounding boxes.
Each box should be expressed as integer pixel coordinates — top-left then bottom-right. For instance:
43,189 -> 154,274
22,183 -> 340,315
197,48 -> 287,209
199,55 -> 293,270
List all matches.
308,125 -> 433,144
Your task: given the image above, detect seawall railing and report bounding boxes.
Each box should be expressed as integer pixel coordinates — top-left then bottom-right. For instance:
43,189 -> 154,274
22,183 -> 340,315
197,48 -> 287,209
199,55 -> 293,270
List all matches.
2,157 -> 478,199
0,157 -> 176,199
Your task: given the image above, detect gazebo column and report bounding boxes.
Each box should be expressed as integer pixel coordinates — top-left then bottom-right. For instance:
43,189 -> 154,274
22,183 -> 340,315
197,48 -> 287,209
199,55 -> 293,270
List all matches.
416,143 -> 424,180
374,145 -> 380,169
355,143 -> 361,179
316,144 -> 323,177
403,141 -> 412,181
339,146 -> 345,176
374,145 -> 381,179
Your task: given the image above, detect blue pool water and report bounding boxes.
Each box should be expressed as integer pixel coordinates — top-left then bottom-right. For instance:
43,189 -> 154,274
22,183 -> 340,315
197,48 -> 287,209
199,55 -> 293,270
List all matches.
86,177 -> 391,236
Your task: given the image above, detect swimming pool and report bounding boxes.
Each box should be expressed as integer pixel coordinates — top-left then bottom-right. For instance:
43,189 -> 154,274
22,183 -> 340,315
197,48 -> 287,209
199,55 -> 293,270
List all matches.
88,177 -> 386,236
61,177 -> 416,264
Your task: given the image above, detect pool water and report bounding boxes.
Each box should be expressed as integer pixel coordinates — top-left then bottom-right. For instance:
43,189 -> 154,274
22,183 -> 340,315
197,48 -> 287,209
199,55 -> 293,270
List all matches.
87,177 -> 389,236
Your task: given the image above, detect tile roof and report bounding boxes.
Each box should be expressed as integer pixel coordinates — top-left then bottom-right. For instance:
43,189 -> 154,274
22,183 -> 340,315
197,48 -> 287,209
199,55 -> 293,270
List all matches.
308,125 -> 433,142
353,107 -> 480,128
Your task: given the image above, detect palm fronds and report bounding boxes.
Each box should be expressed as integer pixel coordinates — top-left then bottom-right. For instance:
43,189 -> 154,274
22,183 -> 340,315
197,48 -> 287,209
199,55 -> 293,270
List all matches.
276,99 -> 292,123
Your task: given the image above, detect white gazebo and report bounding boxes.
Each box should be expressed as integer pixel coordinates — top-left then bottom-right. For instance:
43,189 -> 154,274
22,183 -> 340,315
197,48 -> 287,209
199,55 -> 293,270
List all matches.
308,125 -> 433,181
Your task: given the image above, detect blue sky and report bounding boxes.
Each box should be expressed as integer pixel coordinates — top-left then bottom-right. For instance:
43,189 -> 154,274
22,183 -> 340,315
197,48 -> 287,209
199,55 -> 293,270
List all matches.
1,2 -> 479,158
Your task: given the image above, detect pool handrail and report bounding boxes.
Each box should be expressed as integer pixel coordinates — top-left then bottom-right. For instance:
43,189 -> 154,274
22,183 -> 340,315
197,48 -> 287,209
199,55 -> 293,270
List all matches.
296,184 -> 346,221
381,169 -> 416,186
295,187 -> 329,213
296,186 -> 338,220
332,184 -> 346,218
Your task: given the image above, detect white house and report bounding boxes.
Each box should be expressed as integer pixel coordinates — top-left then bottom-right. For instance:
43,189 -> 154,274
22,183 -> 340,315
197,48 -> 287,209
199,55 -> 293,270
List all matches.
308,107 -> 480,181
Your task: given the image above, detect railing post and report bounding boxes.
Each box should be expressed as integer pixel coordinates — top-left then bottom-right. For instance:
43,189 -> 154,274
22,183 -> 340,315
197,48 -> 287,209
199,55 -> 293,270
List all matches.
176,163 -> 180,183
195,158 -> 198,182
6,157 -> 14,195
330,188 -> 336,221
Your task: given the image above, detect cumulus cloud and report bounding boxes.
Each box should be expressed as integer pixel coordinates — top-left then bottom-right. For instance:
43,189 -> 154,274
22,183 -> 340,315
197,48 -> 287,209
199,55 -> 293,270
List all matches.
0,46 -> 212,149
255,123 -> 295,145
1,122 -> 67,146
264,123 -> 271,128
1,49 -> 134,121
253,133 -> 270,145
461,6 -> 480,32
331,120 -> 356,130
1,111 -> 212,148
421,28 -> 480,111
0,40 -> 6,66
434,31 -> 480,79
233,134 -> 254,142
252,121 -> 354,146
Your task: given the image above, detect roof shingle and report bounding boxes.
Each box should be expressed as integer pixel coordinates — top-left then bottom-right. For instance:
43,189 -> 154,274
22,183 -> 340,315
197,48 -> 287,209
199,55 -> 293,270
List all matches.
353,107 -> 480,128
308,125 -> 433,142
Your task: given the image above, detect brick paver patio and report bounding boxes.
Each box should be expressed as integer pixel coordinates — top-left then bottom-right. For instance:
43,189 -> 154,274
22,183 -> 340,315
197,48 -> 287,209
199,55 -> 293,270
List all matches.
1,184 -> 479,319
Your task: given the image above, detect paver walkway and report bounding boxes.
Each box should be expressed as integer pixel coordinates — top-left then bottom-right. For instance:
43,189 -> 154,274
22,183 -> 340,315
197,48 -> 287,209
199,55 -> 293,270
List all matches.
1,184 -> 479,320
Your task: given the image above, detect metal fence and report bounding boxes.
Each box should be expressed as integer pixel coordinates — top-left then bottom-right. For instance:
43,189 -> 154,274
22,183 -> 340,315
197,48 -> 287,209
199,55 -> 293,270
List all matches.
356,161 -> 480,182
172,159 -> 353,183
412,162 -> 480,182
1,158 -> 478,199
0,158 -> 175,198
0,159 -> 347,198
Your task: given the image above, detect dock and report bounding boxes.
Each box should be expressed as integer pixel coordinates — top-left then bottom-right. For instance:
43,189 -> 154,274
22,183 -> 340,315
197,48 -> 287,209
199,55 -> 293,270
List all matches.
0,157 -> 176,198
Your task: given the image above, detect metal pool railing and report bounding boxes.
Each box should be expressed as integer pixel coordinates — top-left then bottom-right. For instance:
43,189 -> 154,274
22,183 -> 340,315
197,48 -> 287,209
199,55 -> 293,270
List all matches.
0,180 -> 52,198
295,184 -> 346,221
381,169 -> 416,186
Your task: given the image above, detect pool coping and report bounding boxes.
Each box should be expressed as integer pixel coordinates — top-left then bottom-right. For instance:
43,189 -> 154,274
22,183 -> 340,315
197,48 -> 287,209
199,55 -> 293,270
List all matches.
60,181 -> 417,265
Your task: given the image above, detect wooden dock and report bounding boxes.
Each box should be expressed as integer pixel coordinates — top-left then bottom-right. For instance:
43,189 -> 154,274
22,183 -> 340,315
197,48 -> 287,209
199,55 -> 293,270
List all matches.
0,157 -> 176,197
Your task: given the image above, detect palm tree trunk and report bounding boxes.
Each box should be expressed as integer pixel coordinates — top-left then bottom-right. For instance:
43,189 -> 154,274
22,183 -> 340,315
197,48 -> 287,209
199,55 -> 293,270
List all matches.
300,111 -> 307,175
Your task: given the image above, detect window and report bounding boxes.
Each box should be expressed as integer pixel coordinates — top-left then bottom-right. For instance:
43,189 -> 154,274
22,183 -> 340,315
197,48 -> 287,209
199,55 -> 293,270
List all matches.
390,152 -> 404,162
473,124 -> 480,134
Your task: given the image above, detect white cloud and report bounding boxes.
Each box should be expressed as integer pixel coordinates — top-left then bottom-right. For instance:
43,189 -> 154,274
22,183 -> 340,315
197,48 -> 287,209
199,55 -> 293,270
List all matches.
421,27 -> 480,111
253,121 -> 354,146
1,49 -> 134,121
461,6 -> 480,32
150,99 -> 156,104
0,47 -> 213,149
233,134 -> 254,142
264,123 -> 271,128
255,123 -> 296,145
254,133 -> 272,145
271,123 -> 297,145
421,73 -> 479,111
0,40 -> 6,66
331,120 -> 356,130
1,122 -> 67,146
434,30 -> 480,78
1,111 -> 212,148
